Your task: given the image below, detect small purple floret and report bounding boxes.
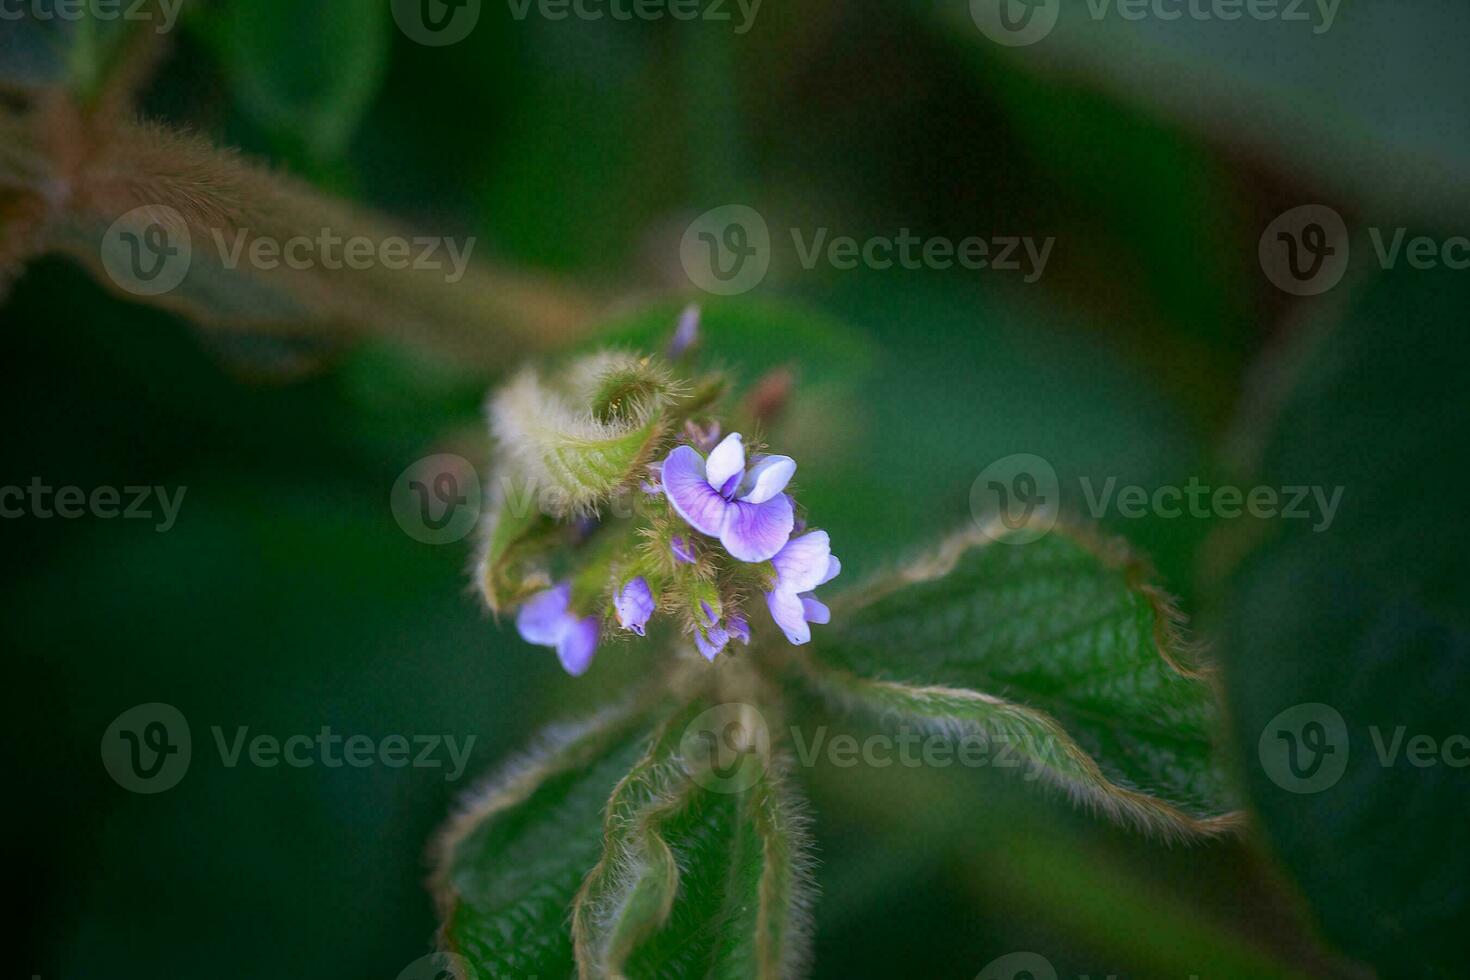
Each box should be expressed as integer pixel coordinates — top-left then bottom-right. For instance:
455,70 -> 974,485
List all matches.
764,531 -> 841,645
515,582 -> 601,676
615,576 -> 656,636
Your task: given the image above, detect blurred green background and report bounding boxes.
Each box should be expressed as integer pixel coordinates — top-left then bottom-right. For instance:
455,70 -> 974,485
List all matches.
5,1 -> 1468,978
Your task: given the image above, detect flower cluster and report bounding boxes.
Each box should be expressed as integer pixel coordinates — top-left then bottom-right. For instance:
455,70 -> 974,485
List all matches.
488,310 -> 840,676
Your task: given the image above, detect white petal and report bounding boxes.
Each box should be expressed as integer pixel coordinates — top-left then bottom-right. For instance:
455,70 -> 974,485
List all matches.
704,432 -> 745,494
738,455 -> 796,504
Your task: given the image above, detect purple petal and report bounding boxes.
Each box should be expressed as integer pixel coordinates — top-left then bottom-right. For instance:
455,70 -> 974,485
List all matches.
771,530 -> 832,594
664,445 -> 731,537
516,584 -> 570,646
705,432 -> 745,495
556,616 -> 600,676
727,613 -> 751,646
641,461 -> 664,496
721,493 -> 795,563
615,577 -> 655,636
699,599 -> 719,628
765,589 -> 811,645
668,303 -> 700,358
683,419 -> 722,453
670,535 -> 696,564
800,595 -> 831,625
694,626 -> 729,662
738,455 -> 796,504
820,555 -> 842,586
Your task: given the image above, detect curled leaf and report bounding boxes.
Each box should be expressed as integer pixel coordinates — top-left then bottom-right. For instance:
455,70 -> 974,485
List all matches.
490,356 -> 674,518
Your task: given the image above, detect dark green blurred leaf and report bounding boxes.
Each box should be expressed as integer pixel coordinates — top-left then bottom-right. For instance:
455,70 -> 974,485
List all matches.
1214,266 -> 1470,979
932,1 -> 1470,222
201,0 -> 389,162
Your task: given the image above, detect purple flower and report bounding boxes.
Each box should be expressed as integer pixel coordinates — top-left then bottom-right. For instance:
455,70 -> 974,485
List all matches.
765,530 -> 841,645
641,461 -> 664,496
667,303 -> 700,358
694,626 -> 728,662
662,433 -> 796,563
726,612 -> 751,646
670,534 -> 696,564
683,419 -> 722,453
614,576 -> 655,636
516,583 -> 600,676
692,598 -> 733,662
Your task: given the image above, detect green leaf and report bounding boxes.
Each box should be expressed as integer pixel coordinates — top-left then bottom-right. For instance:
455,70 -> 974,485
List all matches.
202,0 -> 389,162
489,357 -> 674,518
433,701 -> 655,978
436,698 -> 814,980
575,704 -> 813,980
1211,266 -> 1470,979
475,480 -> 561,616
798,523 -> 1239,839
